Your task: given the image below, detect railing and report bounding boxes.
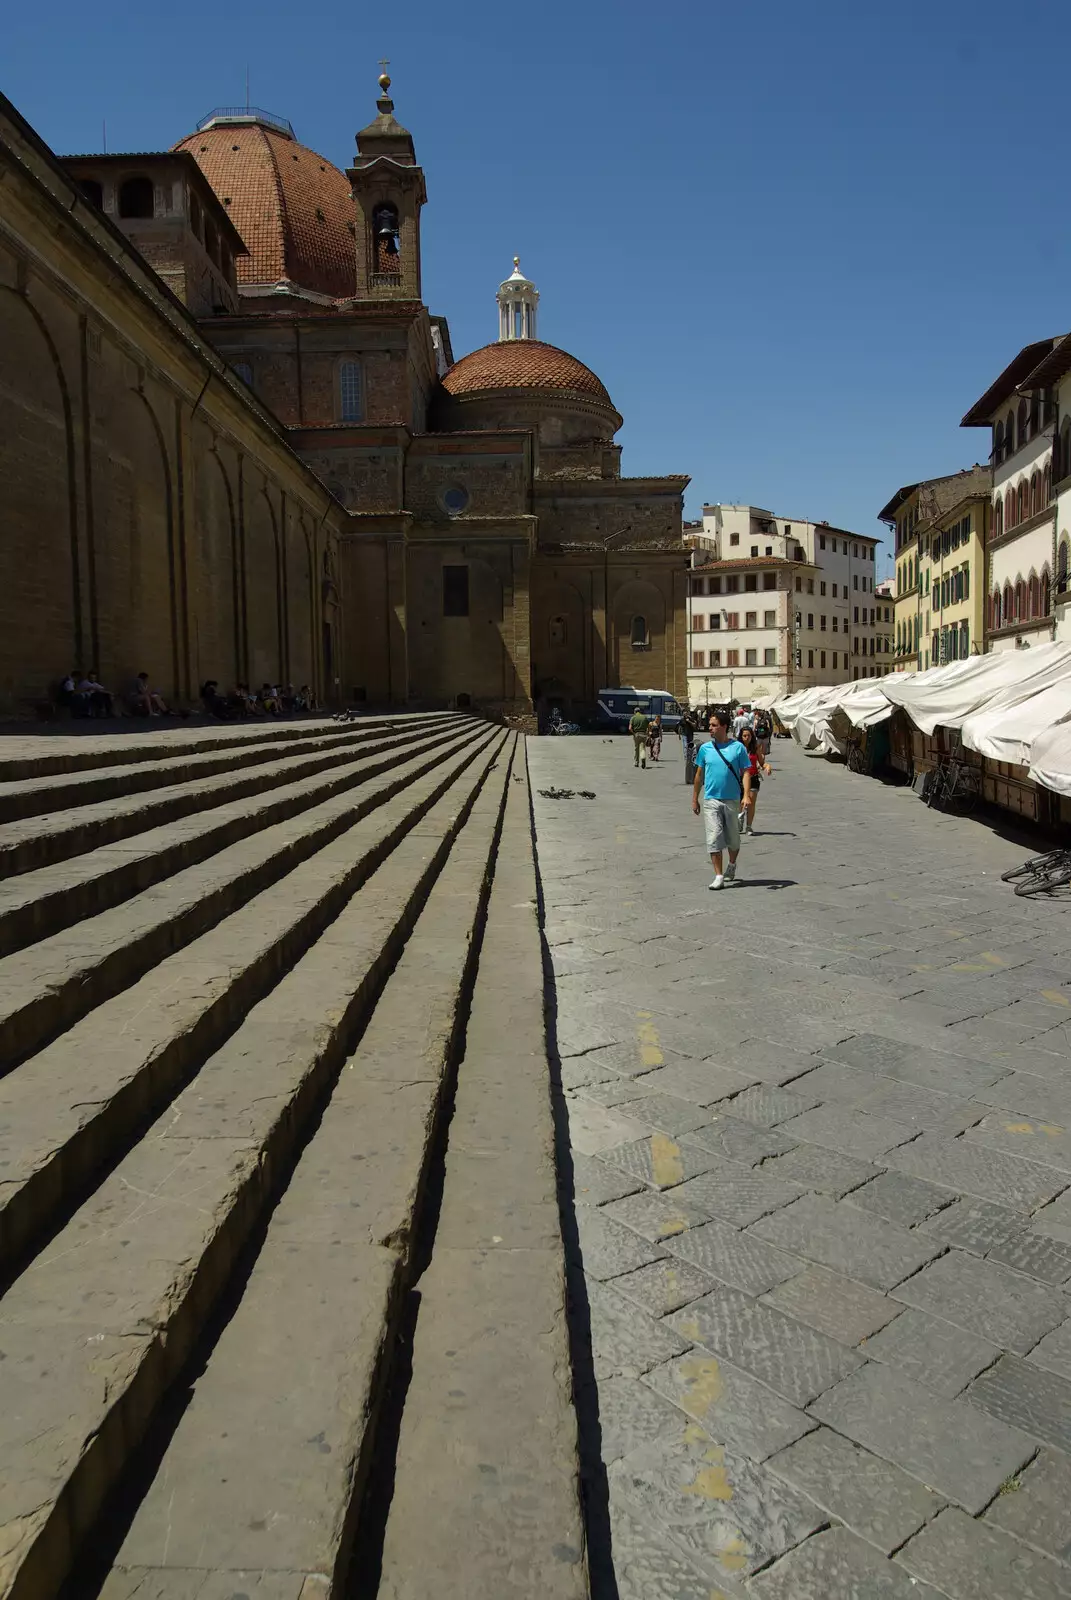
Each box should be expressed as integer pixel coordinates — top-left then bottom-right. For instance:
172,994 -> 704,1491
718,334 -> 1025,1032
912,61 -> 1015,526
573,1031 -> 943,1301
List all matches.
370,273 -> 405,289
196,107 -> 296,138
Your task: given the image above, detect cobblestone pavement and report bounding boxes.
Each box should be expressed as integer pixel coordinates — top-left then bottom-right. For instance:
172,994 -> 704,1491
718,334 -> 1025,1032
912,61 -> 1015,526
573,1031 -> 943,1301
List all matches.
529,732 -> 1071,1600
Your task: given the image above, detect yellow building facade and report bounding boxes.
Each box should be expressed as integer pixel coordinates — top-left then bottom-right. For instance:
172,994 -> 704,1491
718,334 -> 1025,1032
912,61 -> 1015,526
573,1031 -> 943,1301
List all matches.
918,493 -> 989,668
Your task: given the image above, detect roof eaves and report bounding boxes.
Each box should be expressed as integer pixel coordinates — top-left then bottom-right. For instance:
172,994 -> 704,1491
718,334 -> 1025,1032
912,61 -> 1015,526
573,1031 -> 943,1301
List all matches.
961,338 -> 1062,426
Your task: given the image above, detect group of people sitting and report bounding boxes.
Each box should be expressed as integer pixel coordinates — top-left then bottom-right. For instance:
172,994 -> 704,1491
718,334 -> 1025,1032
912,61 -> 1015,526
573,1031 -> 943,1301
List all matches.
57,670 -> 318,722
199,681 -> 318,719
58,671 -> 169,719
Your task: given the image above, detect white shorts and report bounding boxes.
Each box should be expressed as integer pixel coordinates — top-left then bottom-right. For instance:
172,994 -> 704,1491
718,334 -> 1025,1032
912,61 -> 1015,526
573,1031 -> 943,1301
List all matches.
702,797 -> 741,855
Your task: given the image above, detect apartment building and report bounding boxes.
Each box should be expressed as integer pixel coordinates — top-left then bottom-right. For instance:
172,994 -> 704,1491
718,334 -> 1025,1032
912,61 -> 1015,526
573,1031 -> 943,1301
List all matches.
685,505 -> 881,702
919,479 -> 990,666
878,468 -> 989,671
962,338 -> 1063,652
874,579 -> 895,674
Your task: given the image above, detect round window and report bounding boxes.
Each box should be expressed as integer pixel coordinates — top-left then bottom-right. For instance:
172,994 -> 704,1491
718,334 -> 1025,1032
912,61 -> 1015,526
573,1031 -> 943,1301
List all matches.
441,484 -> 470,516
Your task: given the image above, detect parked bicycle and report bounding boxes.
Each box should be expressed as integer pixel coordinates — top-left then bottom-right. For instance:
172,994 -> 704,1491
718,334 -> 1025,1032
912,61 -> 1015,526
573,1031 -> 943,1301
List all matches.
923,755 -> 980,815
1001,849 -> 1071,897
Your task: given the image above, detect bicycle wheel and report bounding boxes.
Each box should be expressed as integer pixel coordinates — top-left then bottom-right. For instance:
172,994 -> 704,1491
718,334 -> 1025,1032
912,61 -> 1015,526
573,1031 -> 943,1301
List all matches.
1002,850 -> 1070,883
1015,864 -> 1071,896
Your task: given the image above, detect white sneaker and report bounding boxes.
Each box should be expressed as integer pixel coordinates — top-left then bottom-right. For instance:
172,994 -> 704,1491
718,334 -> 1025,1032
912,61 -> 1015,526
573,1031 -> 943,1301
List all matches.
725,863 -> 739,885
709,874 -> 724,891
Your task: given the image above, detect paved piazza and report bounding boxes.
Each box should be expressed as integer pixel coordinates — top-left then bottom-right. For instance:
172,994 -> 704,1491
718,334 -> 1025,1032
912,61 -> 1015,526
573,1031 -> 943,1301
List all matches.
529,732 -> 1071,1600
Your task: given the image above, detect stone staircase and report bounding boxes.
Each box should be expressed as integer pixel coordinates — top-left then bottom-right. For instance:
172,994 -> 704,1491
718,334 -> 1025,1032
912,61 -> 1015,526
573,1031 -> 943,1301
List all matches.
0,717 -> 585,1600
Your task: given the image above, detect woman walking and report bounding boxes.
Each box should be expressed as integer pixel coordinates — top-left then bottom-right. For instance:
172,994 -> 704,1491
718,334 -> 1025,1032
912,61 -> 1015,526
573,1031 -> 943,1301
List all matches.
739,725 -> 772,836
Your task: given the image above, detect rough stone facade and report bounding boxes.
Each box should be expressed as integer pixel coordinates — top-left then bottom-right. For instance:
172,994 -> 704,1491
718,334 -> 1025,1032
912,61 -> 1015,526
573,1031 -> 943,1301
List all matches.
0,81 -> 690,719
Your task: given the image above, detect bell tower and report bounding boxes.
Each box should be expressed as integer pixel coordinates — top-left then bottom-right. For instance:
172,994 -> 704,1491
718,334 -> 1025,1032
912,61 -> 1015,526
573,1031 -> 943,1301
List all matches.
349,71 -> 426,301
497,257 -> 539,340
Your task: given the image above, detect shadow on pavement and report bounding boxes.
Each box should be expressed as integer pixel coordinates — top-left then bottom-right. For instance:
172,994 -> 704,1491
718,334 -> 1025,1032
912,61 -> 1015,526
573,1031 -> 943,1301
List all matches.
733,878 -> 797,890
528,792 -> 619,1600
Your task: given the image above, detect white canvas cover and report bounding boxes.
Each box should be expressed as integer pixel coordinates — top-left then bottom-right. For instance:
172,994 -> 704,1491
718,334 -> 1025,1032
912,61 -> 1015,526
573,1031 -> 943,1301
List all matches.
1029,722 -> 1071,798
960,651 -> 1071,765
879,643 -> 1071,735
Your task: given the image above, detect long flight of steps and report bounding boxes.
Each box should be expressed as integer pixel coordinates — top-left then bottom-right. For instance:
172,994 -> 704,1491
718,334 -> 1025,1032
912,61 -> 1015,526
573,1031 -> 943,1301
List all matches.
0,716 -> 586,1600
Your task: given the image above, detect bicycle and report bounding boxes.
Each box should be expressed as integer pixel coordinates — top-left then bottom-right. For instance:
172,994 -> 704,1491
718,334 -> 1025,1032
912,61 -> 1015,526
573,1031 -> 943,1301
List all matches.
1001,849 -> 1071,897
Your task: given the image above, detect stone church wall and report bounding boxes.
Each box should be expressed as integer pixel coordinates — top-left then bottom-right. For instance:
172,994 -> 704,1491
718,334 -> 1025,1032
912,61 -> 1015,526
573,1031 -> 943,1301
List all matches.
0,101 -> 350,716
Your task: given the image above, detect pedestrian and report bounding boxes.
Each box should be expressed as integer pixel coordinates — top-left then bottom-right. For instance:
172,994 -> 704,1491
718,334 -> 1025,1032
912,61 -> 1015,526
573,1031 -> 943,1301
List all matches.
679,707 -> 697,763
628,704 -> 650,768
755,709 -> 772,759
738,725 -> 772,836
647,713 -> 663,762
691,708 -> 751,890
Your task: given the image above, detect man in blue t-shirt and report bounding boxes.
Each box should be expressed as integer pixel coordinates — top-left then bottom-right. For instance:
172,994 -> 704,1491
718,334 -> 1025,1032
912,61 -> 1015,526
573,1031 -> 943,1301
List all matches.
691,708 -> 752,890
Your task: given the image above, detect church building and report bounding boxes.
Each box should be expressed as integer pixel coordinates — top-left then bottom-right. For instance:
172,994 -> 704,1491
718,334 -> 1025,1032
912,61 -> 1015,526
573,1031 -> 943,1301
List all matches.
0,77 -> 689,716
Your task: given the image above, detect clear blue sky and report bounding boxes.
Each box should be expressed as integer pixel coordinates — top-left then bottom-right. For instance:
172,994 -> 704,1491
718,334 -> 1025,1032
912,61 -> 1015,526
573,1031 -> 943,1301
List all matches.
8,0 -> 1071,574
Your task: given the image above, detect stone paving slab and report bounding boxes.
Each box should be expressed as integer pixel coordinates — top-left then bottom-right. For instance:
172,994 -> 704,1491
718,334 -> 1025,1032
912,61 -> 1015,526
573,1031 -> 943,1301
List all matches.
775,1102 -> 916,1161
609,1429 -> 825,1583
898,1505 -> 1071,1600
667,1287 -> 865,1408
587,1277 -> 692,1380
644,1350 -> 814,1463
984,1447 -> 1071,1564
827,1032 -> 1011,1094
663,1217 -> 801,1297
862,1307 -> 1000,1398
887,1133 -> 1067,1212
720,1083 -> 822,1127
601,1187 -> 709,1242
966,1112 -> 1071,1174
686,1113 -> 795,1167
760,1264 -> 901,1346
765,1424 -> 945,1553
848,1170 -> 955,1227
969,1354 -> 1071,1456
1032,1189 -> 1071,1245
751,1526 -> 942,1599
748,1192 -> 941,1290
1028,1318 -> 1071,1382
612,1258 -> 716,1317
809,1360 -> 1035,1513
892,1248 -> 1067,1352
759,1142 -> 879,1197
671,1160 -> 807,1227
600,1133 -> 725,1190
603,1500 -> 749,1600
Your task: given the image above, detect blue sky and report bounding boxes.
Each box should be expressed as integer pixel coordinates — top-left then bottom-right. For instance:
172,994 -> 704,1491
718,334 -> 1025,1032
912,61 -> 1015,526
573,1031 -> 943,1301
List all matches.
8,0 -> 1071,573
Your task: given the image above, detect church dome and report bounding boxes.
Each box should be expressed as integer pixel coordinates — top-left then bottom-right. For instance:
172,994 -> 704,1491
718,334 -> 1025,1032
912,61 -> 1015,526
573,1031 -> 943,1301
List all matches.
441,340 -> 614,405
174,109 -> 356,300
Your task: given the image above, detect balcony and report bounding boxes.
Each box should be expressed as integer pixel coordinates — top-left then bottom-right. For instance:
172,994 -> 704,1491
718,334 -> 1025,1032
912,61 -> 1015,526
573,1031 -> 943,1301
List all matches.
370,273 -> 405,290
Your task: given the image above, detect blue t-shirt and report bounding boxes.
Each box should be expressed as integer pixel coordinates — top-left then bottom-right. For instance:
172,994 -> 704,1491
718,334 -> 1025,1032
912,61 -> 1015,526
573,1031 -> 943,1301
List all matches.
695,737 -> 750,802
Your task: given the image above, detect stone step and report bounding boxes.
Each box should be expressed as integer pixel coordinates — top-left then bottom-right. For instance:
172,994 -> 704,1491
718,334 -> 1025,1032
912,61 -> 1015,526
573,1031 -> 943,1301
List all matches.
0,731 -> 511,1600
375,744 -> 587,1600
0,717 -> 466,880
0,721 -> 479,1073
0,719 -> 426,824
0,715 -> 415,783
0,726 -> 505,1281
94,737 -> 518,1596
0,718 -> 468,956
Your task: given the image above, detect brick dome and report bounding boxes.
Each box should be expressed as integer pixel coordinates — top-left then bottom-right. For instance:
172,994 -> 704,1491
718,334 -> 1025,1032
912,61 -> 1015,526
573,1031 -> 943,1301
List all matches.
441,341 -> 614,405
175,112 -> 356,300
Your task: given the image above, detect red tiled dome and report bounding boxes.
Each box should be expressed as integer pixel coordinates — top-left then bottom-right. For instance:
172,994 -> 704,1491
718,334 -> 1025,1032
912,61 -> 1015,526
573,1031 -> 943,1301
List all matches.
441,341 -> 613,404
174,115 -> 356,300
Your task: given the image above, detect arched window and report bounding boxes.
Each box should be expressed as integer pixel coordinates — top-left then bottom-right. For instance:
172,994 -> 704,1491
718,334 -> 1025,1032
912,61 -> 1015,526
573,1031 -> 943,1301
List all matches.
339,361 -> 364,422
1059,541 -> 1070,595
77,178 -> 103,208
1029,574 -> 1040,618
1006,407 -> 1016,454
1018,397 -> 1029,446
994,419 -> 1004,463
1043,464 -> 1052,505
1061,419 -> 1071,482
1015,579 -> 1026,621
1030,472 -> 1040,517
371,203 -> 401,277
1004,582 -> 1013,622
630,615 -> 649,649
1005,487 -> 1015,529
118,176 -> 154,219
1041,570 -> 1051,617
1017,482 -> 1027,525
992,589 -> 1001,629
994,496 -> 1003,538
